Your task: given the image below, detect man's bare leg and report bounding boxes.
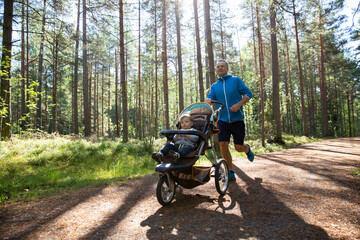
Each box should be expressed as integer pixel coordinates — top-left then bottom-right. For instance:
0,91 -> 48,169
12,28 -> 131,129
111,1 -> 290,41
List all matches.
219,141 -> 233,171
235,143 -> 254,162
234,144 -> 249,153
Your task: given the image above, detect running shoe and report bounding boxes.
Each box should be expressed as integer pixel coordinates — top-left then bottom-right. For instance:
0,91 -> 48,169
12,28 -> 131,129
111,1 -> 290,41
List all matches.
229,170 -> 236,181
246,145 -> 254,162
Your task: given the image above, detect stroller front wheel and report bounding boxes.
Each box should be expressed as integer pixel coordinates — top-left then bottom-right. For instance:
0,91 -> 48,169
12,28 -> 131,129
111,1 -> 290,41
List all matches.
215,159 -> 229,195
156,174 -> 176,206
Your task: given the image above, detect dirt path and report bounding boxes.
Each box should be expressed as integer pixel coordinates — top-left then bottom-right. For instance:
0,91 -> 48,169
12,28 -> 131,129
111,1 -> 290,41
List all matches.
1,138 -> 359,240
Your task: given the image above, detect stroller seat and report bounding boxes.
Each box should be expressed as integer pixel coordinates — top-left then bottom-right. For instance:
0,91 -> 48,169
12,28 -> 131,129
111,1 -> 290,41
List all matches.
192,114 -> 210,132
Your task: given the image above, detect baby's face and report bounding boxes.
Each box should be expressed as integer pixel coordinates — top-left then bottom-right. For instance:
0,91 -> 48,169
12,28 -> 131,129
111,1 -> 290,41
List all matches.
180,117 -> 193,129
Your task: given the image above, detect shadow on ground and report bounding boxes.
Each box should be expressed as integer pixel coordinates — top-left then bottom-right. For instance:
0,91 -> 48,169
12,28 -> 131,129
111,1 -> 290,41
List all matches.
141,167 -> 330,240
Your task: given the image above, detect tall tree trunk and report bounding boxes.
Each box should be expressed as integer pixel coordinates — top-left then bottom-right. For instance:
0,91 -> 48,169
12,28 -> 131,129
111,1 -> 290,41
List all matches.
193,0 -> 204,102
270,1 -> 282,142
351,95 -> 355,136
203,0 -> 218,148
119,0 -> 128,142
204,0 -> 215,85
21,0 -> 26,130
313,62 -> 318,135
319,4 -> 329,137
36,0 -> 46,129
205,44 -> 210,89
250,3 -> 258,135
52,37 -> 59,133
347,93 -> 351,137
115,49 -> 120,137
0,0 -> 14,140
92,64 -> 96,133
284,29 -> 296,137
218,1 -> 225,59
256,3 -> 265,147
282,49 -> 290,133
72,0 -> 81,134
108,67 -> 111,137
176,0 -> 185,109
292,0 -> 308,136
338,86 -> 344,136
45,75 -> 48,129
310,70 -> 317,135
162,0 -> 169,129
101,71 -> 104,136
304,69 -> 312,136
26,0 -> 30,126
83,0 -> 91,136
58,64 -> 62,133
138,0 -> 142,139
251,3 -> 258,89
96,71 -> 99,136
154,0 -> 158,137
193,39 -> 198,102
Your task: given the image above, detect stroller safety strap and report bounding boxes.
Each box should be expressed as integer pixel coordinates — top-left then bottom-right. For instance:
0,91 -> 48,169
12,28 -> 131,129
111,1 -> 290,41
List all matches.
161,130 -> 208,141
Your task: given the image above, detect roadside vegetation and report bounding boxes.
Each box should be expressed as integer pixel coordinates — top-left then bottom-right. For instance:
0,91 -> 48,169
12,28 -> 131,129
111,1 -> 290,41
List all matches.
0,134 -> 323,202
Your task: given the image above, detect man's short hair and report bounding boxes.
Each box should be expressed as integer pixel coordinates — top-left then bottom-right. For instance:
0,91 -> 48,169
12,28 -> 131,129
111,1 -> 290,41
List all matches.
216,59 -> 229,68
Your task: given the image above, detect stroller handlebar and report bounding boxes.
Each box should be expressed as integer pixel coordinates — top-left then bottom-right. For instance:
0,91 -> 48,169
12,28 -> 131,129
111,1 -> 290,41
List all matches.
209,100 -> 225,111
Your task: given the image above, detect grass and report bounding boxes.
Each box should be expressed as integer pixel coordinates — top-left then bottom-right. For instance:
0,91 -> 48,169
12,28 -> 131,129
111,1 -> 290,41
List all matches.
0,136 -> 156,202
0,133 -> 323,202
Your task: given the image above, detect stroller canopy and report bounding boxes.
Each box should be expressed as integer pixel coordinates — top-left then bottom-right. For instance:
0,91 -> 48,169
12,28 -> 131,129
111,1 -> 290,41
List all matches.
176,102 -> 216,133
178,102 -> 214,121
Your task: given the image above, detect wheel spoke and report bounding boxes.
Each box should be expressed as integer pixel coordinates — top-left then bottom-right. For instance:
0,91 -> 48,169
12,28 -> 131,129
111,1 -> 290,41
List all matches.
157,175 -> 175,206
215,159 -> 229,195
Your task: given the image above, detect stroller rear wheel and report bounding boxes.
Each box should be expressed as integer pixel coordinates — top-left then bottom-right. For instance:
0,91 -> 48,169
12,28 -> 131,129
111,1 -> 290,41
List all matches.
215,159 -> 229,195
156,174 -> 176,206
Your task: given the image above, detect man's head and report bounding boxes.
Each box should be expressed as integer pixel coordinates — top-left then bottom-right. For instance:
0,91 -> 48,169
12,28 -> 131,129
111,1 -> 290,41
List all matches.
179,114 -> 194,129
216,59 -> 229,77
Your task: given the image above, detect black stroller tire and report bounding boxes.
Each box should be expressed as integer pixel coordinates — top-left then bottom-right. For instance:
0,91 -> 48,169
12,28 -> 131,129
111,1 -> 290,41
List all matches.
215,159 -> 229,195
156,174 -> 176,206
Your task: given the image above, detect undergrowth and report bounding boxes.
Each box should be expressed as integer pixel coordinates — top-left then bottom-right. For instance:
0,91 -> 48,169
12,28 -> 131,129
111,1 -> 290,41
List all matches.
0,136 -> 155,202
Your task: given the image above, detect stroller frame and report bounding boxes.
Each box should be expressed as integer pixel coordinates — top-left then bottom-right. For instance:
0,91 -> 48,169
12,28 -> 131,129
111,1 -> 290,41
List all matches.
154,101 -> 229,206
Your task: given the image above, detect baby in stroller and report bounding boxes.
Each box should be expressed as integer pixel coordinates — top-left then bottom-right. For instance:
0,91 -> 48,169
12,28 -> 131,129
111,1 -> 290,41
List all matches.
153,102 -> 229,206
152,114 -> 199,163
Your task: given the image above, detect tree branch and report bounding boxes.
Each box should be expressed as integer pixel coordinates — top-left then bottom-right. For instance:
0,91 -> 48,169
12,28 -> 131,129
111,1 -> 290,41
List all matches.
272,0 -> 293,15
353,1 -> 360,27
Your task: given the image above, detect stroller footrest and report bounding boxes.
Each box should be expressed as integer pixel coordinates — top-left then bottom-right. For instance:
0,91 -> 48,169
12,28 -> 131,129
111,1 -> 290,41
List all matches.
155,163 -> 192,172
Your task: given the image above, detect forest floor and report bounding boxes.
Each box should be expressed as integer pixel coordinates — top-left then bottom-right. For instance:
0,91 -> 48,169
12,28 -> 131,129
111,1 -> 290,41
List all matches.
0,137 -> 359,240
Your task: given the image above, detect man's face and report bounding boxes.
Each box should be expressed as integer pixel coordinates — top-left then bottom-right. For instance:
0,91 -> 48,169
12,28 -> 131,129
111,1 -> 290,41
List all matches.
216,62 -> 228,77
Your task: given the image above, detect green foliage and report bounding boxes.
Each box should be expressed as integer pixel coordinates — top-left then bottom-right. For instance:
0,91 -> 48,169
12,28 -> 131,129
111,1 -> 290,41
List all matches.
0,136 -> 156,202
0,97 -> 8,121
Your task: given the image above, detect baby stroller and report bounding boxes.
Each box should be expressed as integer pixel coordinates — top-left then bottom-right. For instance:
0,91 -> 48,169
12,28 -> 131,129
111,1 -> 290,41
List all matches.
155,101 -> 229,206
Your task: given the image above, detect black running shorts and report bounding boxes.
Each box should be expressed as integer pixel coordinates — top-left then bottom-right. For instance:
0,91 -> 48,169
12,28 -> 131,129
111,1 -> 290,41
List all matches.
218,120 -> 246,145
